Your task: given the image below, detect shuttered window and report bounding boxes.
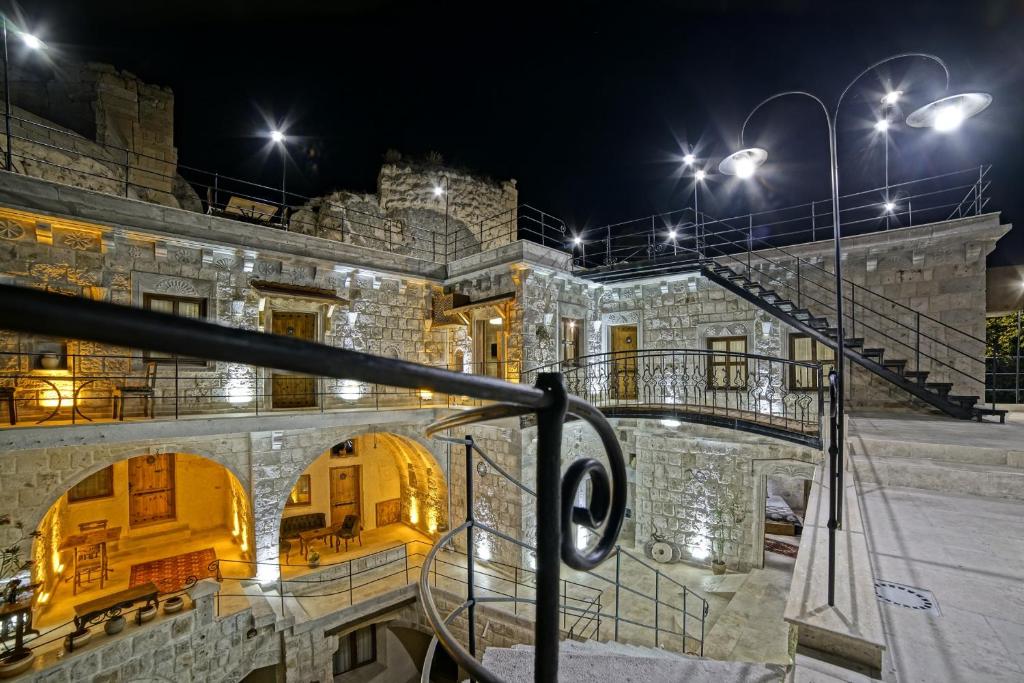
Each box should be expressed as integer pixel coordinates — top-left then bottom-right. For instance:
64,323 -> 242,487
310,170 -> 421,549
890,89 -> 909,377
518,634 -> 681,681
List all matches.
68,466 -> 114,503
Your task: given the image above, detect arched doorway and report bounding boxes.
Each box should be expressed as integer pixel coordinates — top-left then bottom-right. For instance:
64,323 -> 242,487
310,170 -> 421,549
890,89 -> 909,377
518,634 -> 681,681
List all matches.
279,433 -> 447,570
32,452 -> 254,628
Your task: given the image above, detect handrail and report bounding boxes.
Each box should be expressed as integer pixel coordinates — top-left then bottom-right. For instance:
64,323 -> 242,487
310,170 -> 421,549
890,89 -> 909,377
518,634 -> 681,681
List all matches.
523,348 -> 825,447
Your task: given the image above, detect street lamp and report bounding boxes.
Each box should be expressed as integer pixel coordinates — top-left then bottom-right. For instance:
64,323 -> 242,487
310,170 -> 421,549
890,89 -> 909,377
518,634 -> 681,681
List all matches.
268,129 -> 288,225
722,52 -> 991,607
2,16 -> 46,171
433,175 -> 450,257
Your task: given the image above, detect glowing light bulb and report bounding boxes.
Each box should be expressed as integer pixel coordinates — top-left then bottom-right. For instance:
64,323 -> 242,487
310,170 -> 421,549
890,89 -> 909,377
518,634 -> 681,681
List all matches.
667,230 -> 677,240
874,119 -> 890,133
21,33 -> 44,50
660,419 -> 681,428
573,236 -> 582,246
881,90 -> 902,106
682,153 -> 696,165
270,130 -> 285,143
695,169 -> 706,181
734,157 -> 756,179
433,186 -> 444,197
933,106 -> 965,132
884,202 -> 896,212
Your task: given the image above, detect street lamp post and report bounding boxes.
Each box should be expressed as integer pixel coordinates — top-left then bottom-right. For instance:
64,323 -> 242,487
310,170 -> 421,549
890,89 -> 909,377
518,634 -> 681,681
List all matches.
682,153 -> 708,258
877,90 -> 902,228
433,175 -> 450,258
720,53 -> 991,607
270,129 -> 287,226
2,16 -> 45,171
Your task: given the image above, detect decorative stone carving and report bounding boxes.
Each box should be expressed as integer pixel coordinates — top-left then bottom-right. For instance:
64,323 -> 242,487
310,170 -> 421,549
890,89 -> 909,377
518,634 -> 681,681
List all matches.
0,219 -> 25,240
155,278 -> 200,296
62,231 -> 95,251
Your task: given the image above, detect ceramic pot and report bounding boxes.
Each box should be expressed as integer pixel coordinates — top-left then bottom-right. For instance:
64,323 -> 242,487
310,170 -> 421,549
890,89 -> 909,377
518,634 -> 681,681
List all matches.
0,650 -> 34,678
104,615 -> 126,635
163,596 -> 184,614
40,353 -> 61,370
138,605 -> 157,623
711,560 -> 727,575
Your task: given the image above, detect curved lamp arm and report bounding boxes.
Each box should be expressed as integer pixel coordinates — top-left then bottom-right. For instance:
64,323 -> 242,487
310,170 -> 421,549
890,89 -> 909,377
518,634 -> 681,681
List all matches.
739,90 -> 831,150
836,51 -> 949,111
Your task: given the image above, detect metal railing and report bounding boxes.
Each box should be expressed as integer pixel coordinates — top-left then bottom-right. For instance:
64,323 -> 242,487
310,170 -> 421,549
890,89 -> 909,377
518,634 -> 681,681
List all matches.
1,114 -> 567,265
987,356 -> 1023,404
573,165 -> 991,271
418,435 -> 709,682
523,349 -> 824,447
0,350 -> 471,428
0,284 -> 629,683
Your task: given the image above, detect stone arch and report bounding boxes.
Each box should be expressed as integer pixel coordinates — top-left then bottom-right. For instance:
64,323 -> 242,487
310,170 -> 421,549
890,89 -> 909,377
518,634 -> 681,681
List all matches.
749,458 -> 818,568
32,450 -> 255,627
258,426 -> 448,573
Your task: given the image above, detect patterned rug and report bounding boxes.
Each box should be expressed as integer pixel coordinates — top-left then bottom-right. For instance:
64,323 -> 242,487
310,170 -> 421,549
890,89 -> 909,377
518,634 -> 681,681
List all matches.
130,547 -> 217,594
764,538 -> 799,558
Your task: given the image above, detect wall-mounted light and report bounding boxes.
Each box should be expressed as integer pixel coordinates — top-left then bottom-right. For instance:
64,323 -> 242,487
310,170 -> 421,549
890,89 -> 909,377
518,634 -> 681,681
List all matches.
338,380 -> 362,401
419,389 -> 434,401
489,317 -> 503,326
660,419 -> 681,428
347,311 -> 359,326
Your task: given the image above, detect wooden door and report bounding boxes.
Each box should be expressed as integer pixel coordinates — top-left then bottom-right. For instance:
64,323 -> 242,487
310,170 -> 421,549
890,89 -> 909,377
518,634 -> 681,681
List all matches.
128,454 -> 176,526
330,466 -> 361,527
611,325 -> 638,400
271,312 -> 318,408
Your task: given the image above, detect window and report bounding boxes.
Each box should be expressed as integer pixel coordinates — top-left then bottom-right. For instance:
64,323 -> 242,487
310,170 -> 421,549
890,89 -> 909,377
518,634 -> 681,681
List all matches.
286,475 -> 311,507
143,294 -> 207,364
68,466 -> 114,503
333,624 -> 377,675
707,336 -> 748,389
789,334 -> 836,390
561,318 -> 583,365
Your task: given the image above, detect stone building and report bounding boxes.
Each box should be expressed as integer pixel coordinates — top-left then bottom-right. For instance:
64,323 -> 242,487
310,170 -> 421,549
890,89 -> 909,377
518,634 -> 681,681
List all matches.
0,62 -> 1016,683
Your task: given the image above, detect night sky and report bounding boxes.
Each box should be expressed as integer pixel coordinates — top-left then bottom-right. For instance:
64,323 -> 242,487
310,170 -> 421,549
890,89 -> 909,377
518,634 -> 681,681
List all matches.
10,0 -> 1024,264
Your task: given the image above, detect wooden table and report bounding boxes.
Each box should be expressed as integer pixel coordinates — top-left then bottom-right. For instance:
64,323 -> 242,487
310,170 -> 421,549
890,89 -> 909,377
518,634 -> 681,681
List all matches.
223,196 -> 279,223
59,526 -> 121,592
72,581 -> 159,649
298,524 -> 341,559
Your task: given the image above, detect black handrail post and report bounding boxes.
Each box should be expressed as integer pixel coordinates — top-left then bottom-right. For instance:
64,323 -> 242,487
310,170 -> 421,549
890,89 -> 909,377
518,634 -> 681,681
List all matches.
796,259 -> 802,309
534,373 -> 568,682
464,435 -> 477,668
827,369 -> 838,607
811,200 -> 817,241
915,312 -> 922,372
682,588 -> 688,647
614,545 -> 621,641
654,569 -> 660,648
174,356 -> 179,420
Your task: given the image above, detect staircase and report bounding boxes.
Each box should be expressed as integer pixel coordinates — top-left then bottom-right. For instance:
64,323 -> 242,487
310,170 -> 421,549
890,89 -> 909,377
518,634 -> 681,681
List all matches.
701,261 -> 1006,423
480,641 -> 785,682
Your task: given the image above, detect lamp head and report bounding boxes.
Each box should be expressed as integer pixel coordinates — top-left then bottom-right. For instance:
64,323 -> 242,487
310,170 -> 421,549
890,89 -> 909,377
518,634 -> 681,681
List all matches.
433,186 -> 444,197
20,32 -> 45,50
573,235 -> 582,246
884,202 -> 896,213
682,153 -> 696,166
694,169 -> 707,181
906,93 -> 992,133
874,119 -> 891,133
881,90 -> 903,106
270,130 -> 285,143
719,148 -> 767,179
667,229 -> 677,240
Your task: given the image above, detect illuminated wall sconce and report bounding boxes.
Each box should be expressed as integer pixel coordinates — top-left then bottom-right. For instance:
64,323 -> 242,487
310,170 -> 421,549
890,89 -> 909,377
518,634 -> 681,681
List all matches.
347,311 -> 359,326
761,321 -> 772,336
592,320 -> 602,333
488,317 -> 503,326
419,389 -> 434,401
660,283 -> 669,294
660,419 -> 682,428
258,297 -> 267,312
543,313 -> 554,325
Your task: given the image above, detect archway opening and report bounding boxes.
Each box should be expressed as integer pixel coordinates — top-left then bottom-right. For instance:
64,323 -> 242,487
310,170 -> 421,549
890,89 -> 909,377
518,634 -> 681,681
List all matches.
32,453 -> 254,628
279,433 -> 447,572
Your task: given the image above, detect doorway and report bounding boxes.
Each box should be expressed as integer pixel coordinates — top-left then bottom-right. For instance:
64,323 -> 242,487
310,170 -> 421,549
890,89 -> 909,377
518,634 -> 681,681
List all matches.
610,324 -> 638,400
473,318 -> 505,378
271,311 -> 318,408
330,465 -> 362,526
128,453 -> 176,526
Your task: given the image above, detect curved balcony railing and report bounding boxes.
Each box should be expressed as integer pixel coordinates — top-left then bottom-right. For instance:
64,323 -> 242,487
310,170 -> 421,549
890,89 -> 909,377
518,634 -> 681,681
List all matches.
524,349 -> 825,447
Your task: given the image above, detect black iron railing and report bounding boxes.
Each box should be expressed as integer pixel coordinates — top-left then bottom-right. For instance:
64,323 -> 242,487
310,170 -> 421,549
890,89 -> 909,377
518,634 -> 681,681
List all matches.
0,284 -> 625,683
572,165 -> 991,271
523,349 -> 824,447
987,355 -> 1023,404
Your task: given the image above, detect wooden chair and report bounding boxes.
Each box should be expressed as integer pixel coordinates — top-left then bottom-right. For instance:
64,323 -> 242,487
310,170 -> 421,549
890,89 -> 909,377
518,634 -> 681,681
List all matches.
0,386 -> 17,425
73,520 -> 109,595
112,362 -> 157,421
280,539 -> 292,563
334,515 -> 362,552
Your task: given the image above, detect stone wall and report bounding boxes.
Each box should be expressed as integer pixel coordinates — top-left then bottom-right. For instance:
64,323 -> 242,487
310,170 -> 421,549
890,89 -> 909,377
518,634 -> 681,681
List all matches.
6,60 -> 184,208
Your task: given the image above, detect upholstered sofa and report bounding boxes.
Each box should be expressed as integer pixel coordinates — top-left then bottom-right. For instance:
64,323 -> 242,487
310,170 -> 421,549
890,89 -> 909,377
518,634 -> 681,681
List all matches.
280,512 -> 326,539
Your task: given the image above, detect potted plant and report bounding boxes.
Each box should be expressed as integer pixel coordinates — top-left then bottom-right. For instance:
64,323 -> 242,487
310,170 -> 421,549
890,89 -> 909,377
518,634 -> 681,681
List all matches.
0,516 -> 40,677
163,595 -> 184,614
104,614 -> 126,635
307,551 -> 320,569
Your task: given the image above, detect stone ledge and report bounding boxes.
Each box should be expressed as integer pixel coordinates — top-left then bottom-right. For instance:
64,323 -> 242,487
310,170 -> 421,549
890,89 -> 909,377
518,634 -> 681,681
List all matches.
783,458 -> 885,674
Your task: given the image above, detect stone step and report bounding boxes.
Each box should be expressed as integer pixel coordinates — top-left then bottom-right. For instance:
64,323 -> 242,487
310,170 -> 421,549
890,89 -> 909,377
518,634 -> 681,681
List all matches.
848,434 -> 1021,468
481,645 -> 784,682
851,454 -> 1024,500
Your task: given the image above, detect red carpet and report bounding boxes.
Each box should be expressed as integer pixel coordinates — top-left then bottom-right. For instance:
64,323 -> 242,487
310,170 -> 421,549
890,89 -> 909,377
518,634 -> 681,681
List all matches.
130,547 -> 218,593
764,538 -> 799,558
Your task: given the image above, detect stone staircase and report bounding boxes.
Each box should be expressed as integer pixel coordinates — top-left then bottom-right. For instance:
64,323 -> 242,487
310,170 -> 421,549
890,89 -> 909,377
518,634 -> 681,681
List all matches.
702,262 -> 1006,423
480,640 -> 785,682
848,424 -> 1024,500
